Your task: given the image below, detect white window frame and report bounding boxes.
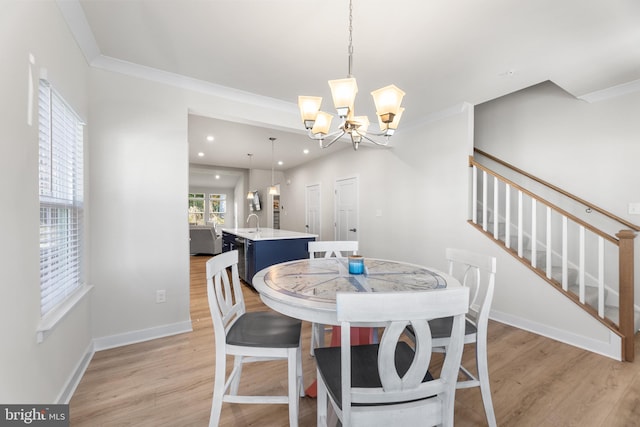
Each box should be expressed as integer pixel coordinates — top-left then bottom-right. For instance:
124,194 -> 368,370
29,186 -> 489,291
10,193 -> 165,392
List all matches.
36,77 -> 90,343
208,193 -> 227,225
188,193 -> 206,225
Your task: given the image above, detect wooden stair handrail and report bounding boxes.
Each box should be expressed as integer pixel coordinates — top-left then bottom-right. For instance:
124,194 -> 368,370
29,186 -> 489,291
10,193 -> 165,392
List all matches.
470,157 -> 618,245
474,148 -> 640,232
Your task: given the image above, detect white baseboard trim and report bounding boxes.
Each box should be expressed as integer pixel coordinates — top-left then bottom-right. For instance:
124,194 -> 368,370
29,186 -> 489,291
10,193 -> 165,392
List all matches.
93,320 -> 193,352
490,309 -> 622,361
58,320 -> 193,404
57,341 -> 95,404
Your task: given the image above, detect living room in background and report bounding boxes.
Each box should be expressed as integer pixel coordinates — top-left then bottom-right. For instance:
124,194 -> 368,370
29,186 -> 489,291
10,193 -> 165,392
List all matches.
189,193 -> 226,226
38,78 -> 85,317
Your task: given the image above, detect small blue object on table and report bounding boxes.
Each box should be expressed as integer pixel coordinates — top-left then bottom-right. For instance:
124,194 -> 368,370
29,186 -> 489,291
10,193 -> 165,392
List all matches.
348,255 -> 364,275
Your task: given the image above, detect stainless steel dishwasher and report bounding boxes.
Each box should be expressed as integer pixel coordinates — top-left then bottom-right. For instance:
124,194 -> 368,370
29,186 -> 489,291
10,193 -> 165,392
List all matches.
234,237 -> 246,281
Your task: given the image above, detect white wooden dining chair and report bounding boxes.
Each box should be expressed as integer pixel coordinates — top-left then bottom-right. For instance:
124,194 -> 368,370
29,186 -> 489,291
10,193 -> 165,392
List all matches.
406,248 -> 497,427
206,250 -> 304,426
307,240 -> 359,355
315,288 -> 469,427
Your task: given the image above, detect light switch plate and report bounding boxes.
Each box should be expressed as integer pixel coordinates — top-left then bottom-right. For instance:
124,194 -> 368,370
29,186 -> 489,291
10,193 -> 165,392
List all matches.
628,203 -> 640,215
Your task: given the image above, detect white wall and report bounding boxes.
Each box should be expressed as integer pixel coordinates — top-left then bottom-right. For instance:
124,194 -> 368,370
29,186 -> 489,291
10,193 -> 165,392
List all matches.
248,168 -> 285,229
0,1 -> 92,402
475,81 -> 640,222
88,69 -> 192,343
87,50 -> 304,346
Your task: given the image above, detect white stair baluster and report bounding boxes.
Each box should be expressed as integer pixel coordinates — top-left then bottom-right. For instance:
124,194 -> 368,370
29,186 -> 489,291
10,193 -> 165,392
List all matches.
546,207 -> 552,279
518,191 -> 523,258
483,170 -> 488,231
505,184 -> 511,249
493,177 -> 499,240
562,216 -> 568,291
531,199 -> 537,268
598,237 -> 605,318
472,165 -> 478,224
579,225 -> 586,304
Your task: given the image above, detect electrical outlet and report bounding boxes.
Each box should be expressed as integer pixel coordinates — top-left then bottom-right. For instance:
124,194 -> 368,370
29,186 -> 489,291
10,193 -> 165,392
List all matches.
156,290 -> 166,303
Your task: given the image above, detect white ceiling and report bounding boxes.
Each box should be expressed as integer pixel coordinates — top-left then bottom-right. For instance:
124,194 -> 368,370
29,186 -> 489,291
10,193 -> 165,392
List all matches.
62,0 -> 640,185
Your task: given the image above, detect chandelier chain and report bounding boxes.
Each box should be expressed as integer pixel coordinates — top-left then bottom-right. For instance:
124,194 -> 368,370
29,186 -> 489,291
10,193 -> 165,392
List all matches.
348,0 -> 354,77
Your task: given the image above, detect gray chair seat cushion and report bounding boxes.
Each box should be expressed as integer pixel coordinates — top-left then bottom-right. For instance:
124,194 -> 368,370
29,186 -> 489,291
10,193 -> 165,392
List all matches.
428,316 -> 477,338
406,317 -> 477,340
226,311 -> 301,348
314,342 -> 434,409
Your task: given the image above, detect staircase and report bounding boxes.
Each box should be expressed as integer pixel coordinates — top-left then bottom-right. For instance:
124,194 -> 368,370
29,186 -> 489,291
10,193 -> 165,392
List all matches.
470,149 -> 640,361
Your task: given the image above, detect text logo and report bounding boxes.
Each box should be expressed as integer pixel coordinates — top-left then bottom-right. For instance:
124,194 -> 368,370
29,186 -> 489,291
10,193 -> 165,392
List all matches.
1,405 -> 68,426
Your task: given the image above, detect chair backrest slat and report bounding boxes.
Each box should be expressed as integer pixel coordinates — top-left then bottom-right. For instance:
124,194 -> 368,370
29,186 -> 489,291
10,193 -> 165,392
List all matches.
445,248 -> 496,326
336,288 -> 469,411
206,251 -> 246,345
308,240 -> 358,259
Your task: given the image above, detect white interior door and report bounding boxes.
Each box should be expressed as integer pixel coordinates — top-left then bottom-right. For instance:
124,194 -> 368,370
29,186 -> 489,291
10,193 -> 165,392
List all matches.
334,176 -> 358,241
305,183 -> 321,236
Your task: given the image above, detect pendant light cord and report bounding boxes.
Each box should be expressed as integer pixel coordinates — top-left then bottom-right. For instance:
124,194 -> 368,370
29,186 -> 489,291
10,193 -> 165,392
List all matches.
271,138 -> 275,185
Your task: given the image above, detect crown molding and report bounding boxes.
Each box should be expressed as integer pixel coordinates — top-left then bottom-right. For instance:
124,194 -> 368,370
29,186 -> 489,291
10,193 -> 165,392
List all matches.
56,0 -> 101,64
56,0 -> 297,116
90,55 -> 297,114
578,78 -> 640,103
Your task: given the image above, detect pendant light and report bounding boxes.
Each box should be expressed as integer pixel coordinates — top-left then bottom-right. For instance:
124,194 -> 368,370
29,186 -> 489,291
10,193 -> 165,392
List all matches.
268,137 -> 278,195
246,153 -> 254,200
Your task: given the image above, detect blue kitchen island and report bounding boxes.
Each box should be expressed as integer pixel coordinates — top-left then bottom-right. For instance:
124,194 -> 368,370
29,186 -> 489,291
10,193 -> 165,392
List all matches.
221,228 -> 317,285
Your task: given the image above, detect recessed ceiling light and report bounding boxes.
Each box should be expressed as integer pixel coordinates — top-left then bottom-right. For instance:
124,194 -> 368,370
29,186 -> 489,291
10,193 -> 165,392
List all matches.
278,160 -> 283,166
215,174 -> 220,179
206,135 -> 214,142
198,152 -> 204,157
303,149 -> 309,154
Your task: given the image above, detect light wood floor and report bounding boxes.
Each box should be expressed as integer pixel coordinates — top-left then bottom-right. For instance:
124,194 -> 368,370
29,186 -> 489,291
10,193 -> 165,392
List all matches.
70,255 -> 640,426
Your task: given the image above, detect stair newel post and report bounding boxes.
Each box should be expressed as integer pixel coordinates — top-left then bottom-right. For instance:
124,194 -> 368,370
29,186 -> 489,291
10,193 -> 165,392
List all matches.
617,229 -> 636,362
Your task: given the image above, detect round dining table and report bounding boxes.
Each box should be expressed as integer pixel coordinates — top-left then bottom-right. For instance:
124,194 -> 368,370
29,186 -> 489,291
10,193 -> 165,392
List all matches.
252,256 -> 462,397
252,256 -> 461,327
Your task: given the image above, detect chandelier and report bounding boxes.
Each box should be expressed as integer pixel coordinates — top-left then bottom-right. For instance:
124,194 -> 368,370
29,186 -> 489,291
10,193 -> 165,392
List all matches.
298,0 -> 405,151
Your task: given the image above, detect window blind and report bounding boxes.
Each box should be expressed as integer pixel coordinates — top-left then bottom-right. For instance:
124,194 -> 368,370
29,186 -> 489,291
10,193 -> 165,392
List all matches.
38,79 -> 84,317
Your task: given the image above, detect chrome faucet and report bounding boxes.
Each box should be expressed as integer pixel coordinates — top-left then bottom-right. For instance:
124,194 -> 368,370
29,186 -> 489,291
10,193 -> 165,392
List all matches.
246,213 -> 259,232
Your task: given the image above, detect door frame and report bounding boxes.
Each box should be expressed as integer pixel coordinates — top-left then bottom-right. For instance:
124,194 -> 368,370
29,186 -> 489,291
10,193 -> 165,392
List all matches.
305,182 -> 322,238
334,175 -> 359,241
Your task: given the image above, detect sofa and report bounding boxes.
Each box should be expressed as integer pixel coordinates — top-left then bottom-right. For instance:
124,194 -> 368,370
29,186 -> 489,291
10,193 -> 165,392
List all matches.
189,225 -> 222,255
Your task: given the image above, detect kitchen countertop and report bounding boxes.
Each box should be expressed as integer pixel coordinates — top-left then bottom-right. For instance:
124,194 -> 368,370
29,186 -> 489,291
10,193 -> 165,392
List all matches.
221,227 -> 317,241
